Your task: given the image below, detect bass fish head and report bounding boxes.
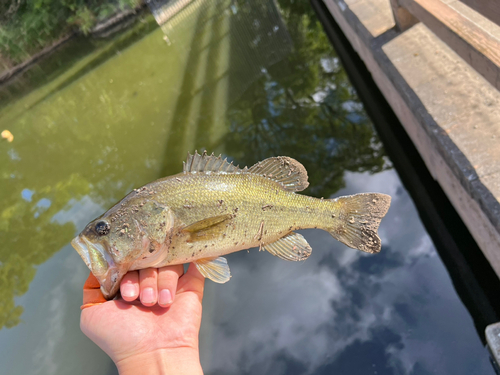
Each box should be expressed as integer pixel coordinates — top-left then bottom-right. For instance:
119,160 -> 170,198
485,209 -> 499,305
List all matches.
71,195 -> 174,299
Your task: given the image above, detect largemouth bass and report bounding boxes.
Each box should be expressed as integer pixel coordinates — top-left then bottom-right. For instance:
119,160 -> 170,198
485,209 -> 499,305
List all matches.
72,151 -> 391,299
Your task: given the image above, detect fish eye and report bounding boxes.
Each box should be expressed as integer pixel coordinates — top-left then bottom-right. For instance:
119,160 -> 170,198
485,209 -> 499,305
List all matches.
95,221 -> 111,236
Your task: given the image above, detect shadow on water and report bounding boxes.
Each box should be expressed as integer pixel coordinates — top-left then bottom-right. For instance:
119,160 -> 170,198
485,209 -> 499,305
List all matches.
155,0 -> 297,174
160,0 -> 224,174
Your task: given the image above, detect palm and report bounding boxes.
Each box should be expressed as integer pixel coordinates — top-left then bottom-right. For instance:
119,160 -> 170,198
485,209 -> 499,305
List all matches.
80,268 -> 204,364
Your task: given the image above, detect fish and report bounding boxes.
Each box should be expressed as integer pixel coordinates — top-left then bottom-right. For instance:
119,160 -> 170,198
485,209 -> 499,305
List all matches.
71,151 -> 391,299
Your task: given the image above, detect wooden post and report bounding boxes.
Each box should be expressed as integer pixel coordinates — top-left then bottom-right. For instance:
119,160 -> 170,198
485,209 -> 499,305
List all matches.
390,0 -> 419,31
399,0 -> 500,91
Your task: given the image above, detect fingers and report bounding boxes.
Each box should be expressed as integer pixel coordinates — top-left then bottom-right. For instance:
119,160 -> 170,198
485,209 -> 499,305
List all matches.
118,265 -> 185,307
157,265 -> 184,307
120,271 -> 139,302
118,264 -> 204,307
139,268 -> 158,306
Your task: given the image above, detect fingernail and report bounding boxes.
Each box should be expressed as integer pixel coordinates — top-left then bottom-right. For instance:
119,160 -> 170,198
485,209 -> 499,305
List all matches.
121,283 -> 137,298
141,287 -> 155,304
159,289 -> 173,306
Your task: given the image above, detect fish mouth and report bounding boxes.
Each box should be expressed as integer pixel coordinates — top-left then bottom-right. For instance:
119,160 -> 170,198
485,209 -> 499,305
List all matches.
72,236 -> 92,269
71,235 -> 126,299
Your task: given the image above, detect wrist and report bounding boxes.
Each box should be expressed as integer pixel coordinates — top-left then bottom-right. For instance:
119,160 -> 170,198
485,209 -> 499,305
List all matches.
116,348 -> 203,375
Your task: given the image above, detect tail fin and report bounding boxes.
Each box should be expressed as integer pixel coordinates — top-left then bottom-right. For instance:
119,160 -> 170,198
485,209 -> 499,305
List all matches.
327,193 -> 391,254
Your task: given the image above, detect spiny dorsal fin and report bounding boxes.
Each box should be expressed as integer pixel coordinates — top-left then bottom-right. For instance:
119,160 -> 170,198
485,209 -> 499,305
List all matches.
248,156 -> 309,192
183,151 -> 247,174
194,257 -> 231,283
264,232 -> 312,261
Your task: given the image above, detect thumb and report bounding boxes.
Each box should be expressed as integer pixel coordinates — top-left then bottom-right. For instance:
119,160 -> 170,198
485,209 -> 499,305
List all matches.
81,272 -> 107,310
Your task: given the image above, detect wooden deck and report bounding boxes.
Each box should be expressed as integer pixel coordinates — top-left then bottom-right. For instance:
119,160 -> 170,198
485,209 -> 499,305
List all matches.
321,0 -> 500,279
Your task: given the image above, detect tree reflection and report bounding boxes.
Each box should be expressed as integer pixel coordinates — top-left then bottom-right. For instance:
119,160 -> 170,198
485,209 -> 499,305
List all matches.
225,0 -> 389,198
0,174 -> 89,328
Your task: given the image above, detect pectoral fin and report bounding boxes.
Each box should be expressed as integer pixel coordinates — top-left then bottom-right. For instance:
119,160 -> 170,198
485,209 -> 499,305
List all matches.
183,214 -> 232,241
194,257 -> 231,283
264,232 -> 312,261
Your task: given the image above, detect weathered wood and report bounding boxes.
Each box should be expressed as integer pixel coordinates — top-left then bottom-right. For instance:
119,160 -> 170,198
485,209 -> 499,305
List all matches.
398,0 -> 500,91
322,0 -> 500,279
390,0 -> 419,31
346,0 -> 396,37
459,0 -> 500,27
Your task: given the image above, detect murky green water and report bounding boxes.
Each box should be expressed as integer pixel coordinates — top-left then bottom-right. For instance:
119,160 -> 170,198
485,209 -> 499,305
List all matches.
0,1 -> 493,374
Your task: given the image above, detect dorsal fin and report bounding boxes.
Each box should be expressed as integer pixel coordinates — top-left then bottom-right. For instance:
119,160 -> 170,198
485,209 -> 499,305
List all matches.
248,156 -> 309,192
183,151 -> 247,174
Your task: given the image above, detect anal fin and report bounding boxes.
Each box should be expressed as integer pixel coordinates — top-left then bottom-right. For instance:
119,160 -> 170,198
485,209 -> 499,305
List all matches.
194,257 -> 231,283
264,232 -> 312,261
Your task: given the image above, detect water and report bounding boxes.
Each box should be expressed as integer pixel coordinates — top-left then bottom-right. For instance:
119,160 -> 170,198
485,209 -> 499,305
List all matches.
0,0 -> 493,374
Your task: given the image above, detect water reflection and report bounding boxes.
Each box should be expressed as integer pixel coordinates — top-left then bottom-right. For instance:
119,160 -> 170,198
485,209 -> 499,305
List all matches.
0,0 -> 383,334
148,0 -> 296,174
0,0 -> 493,374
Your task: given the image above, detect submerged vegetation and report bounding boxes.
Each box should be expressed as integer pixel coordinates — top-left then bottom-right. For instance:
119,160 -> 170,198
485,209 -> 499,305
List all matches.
0,0 -> 141,66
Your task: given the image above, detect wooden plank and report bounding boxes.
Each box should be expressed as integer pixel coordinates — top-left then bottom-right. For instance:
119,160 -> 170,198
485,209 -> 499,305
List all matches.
459,0 -> 500,27
347,0 -> 396,37
397,0 -> 500,90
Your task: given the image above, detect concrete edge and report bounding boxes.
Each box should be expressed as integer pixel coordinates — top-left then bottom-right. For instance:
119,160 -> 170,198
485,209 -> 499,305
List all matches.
486,323 -> 500,372
322,0 -> 500,278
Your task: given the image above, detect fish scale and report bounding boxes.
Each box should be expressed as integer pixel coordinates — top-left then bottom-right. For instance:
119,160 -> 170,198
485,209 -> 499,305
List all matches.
153,173 -> 331,264
71,151 -> 391,299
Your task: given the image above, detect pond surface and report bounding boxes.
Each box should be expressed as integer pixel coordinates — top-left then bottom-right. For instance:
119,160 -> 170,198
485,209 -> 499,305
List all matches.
0,0 -> 493,374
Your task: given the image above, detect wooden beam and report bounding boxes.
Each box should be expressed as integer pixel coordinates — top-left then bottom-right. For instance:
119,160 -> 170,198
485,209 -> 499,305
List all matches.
390,0 -> 419,31
398,0 -> 500,90
459,0 -> 500,27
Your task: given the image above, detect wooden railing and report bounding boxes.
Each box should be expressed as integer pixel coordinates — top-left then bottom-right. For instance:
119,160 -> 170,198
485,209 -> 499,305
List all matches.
390,0 -> 500,91
460,0 -> 500,26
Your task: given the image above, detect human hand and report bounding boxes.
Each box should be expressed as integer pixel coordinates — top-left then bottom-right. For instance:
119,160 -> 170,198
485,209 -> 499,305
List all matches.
80,264 -> 205,375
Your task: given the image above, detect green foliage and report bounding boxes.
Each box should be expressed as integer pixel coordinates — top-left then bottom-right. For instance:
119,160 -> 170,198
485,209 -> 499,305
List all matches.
0,0 -> 140,64
68,6 -> 96,35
